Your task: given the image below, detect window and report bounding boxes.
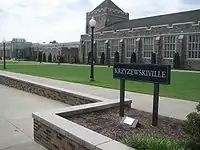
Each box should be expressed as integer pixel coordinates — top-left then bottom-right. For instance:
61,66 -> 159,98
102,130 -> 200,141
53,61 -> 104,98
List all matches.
85,41 -> 91,56
163,36 -> 176,58
97,40 -> 105,57
125,38 -> 134,57
110,39 -> 120,57
143,37 -> 154,58
188,34 -> 200,59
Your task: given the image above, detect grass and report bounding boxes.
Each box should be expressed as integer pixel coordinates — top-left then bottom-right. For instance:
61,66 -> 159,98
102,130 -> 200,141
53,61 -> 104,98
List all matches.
0,61 -> 200,101
123,135 -> 186,150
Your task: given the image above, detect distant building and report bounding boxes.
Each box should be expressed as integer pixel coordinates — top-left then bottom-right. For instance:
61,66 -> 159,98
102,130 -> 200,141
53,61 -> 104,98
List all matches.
31,42 -> 80,63
0,38 -> 32,60
0,38 -> 80,63
80,0 -> 200,70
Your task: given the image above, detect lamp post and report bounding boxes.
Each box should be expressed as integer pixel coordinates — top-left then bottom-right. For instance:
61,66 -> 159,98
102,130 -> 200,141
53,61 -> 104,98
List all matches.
2,38 -> 6,69
89,17 -> 96,81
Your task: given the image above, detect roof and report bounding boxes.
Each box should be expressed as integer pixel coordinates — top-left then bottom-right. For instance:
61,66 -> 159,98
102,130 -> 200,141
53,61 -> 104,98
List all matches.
98,9 -> 200,32
92,0 -> 124,13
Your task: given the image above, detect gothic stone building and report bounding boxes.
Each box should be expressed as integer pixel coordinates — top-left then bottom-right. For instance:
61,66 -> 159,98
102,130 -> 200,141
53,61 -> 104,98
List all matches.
80,0 -> 200,70
31,42 -> 80,63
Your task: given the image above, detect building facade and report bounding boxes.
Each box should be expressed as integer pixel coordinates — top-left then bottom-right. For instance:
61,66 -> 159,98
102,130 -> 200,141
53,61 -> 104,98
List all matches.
0,38 -> 32,60
31,42 -> 80,63
0,38 -> 80,63
80,0 -> 200,70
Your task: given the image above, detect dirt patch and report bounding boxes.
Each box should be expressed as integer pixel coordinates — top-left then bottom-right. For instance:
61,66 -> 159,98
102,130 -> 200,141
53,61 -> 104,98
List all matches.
66,107 -> 188,142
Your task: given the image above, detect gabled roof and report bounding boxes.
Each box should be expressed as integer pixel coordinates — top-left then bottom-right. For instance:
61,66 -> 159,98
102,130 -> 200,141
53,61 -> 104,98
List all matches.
98,9 -> 200,32
92,0 -> 124,12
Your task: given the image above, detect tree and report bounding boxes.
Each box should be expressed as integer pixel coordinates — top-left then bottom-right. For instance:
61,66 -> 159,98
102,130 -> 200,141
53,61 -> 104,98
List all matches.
88,52 -> 92,64
100,52 -> 105,65
114,51 -> 119,63
49,40 -> 57,44
130,52 -> 136,63
48,53 -> 52,62
43,53 -> 46,62
173,52 -> 180,69
53,55 -> 57,63
151,52 -> 156,64
37,52 -> 42,63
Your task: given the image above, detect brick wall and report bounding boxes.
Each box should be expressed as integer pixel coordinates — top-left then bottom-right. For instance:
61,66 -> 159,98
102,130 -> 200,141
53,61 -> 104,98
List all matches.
0,75 -> 96,106
34,119 -> 89,150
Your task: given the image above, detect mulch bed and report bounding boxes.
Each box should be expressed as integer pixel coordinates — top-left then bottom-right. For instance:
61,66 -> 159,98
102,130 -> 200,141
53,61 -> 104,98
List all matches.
66,107 -> 188,142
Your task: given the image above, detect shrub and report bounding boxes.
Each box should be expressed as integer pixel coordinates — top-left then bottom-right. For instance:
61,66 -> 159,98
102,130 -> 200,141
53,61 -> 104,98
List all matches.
114,51 -> 119,63
130,52 -> 136,63
151,52 -> 156,64
100,52 -> 105,65
42,53 -> 46,62
123,135 -> 185,150
173,52 -> 180,69
48,53 -> 52,62
184,102 -> 200,149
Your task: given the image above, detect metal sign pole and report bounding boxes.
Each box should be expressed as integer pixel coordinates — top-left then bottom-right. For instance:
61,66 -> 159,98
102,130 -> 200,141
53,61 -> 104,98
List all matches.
120,79 -> 125,117
152,83 -> 159,126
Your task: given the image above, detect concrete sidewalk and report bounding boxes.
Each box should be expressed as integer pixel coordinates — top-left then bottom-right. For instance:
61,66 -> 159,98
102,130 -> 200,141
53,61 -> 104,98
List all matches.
0,84 -> 69,150
0,70 -> 198,120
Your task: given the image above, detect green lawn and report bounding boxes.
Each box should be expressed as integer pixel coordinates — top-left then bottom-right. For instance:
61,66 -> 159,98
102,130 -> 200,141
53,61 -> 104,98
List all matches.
0,61 -> 200,101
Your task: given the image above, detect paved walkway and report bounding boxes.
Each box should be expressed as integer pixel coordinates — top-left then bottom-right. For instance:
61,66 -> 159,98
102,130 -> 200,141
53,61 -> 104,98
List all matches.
0,84 -> 69,150
0,70 -> 198,120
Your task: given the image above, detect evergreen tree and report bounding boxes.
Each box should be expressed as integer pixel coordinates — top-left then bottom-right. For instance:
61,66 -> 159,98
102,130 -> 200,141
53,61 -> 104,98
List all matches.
130,52 -> 136,63
114,51 -> 119,63
48,53 -> 52,62
88,52 -> 92,64
43,53 -> 46,62
173,52 -> 180,69
100,52 -> 105,65
151,52 -> 156,64
37,52 -> 42,63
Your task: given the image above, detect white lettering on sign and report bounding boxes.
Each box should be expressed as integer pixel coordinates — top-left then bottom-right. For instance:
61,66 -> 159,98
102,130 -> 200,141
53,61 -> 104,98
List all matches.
115,68 -> 167,78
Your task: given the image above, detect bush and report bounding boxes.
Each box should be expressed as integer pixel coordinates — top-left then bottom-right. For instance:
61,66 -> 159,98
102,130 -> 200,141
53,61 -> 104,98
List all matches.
184,103 -> 200,149
114,51 -> 119,63
173,52 -> 180,69
48,53 -> 52,62
130,52 -> 136,63
100,52 -> 105,65
42,53 -> 46,62
124,135 -> 185,150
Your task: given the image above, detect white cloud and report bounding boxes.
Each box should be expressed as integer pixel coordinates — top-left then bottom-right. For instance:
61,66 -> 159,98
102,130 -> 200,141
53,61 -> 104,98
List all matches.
0,0 -> 200,43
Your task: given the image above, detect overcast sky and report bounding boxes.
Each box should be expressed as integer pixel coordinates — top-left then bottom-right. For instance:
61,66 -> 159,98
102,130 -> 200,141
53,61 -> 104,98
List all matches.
0,0 -> 200,43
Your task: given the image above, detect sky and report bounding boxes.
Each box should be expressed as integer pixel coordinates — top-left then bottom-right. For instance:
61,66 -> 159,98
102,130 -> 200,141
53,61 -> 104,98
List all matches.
0,0 -> 200,43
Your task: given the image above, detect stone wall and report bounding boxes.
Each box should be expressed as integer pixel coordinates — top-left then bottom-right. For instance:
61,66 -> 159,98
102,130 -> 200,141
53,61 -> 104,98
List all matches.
33,100 -> 134,150
34,119 -> 89,150
0,75 -> 97,106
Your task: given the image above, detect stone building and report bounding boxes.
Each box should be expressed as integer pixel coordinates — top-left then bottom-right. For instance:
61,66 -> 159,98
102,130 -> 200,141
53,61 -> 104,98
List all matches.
0,41 -> 12,59
31,42 -> 80,63
80,0 -> 200,70
0,38 -> 32,60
